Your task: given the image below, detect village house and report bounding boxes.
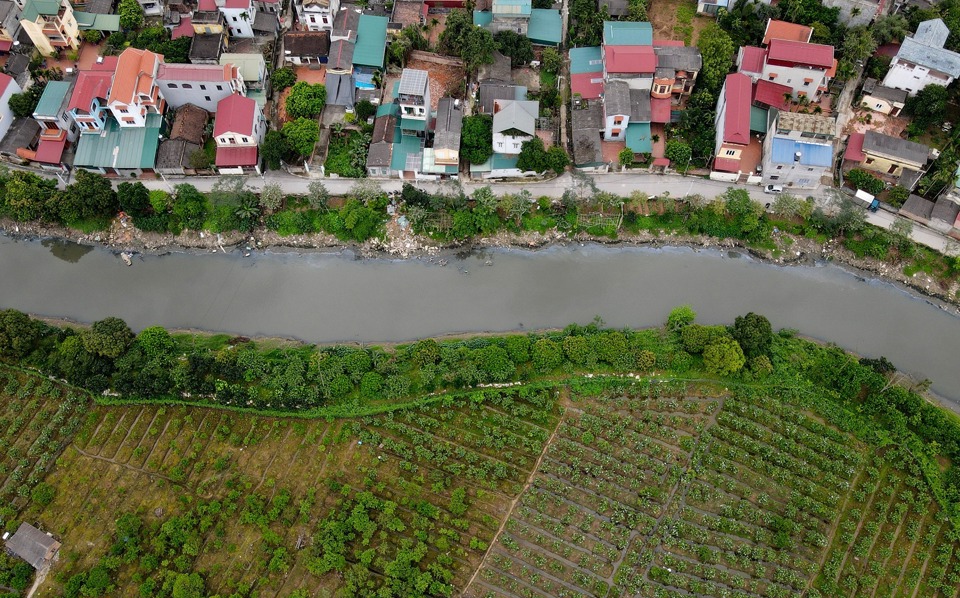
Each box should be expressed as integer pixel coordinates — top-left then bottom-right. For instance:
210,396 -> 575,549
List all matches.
64,57 -> 116,133
157,63 -> 246,113
296,0 -> 339,31
899,194 -> 960,236
844,130 -> 932,190
213,92 -> 265,174
652,44 -> 701,102
19,0 -> 81,55
4,523 -> 60,570
571,101 -> 607,172
761,110 -> 836,190
0,1 -> 21,53
860,78 -> 907,117
602,21 -> 656,90
473,0 -> 561,46
0,73 -> 20,144
713,73 -> 756,177
283,30 -> 330,66
213,0 -> 255,38
107,48 -> 165,127
695,0 -> 728,15
366,103 -> 398,178
492,98 -> 537,155
423,96 -> 462,177
31,80 -> 76,166
761,19 -> 812,45
156,103 -> 209,175
882,19 -> 960,96
219,52 -> 267,101
398,68 -> 429,137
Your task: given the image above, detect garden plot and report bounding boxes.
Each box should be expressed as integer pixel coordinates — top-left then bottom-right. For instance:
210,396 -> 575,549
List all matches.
30,386 -> 560,598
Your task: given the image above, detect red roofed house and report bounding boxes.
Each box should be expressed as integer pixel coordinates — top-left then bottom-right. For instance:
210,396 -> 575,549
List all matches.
604,46 -> 657,85
753,79 -> 793,111
156,63 -> 245,112
107,48 -> 166,128
761,39 -> 835,102
737,46 -> 766,78
0,73 -> 21,144
214,93 -> 265,174
713,73 -> 752,173
762,19 -> 813,45
67,69 -> 114,133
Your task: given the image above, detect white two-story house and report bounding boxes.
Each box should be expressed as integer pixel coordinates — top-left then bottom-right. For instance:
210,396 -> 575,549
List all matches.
157,63 -> 245,112
214,93 -> 265,174
397,68 -> 429,137
106,48 -> 166,128
296,0 -> 339,31
492,98 -> 538,155
216,0 -> 255,38
882,19 -> 960,96
759,39 -> 835,102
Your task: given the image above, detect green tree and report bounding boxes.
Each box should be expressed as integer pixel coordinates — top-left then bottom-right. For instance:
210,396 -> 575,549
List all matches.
282,117 -> 321,157
696,24 -> 735,95
188,148 -> 212,170
0,309 -> 41,359
30,482 -> 56,507
354,98 -> 376,123
260,182 -> 284,212
905,84 -> 948,131
664,140 -> 693,170
117,182 -> 151,216
285,81 -> 327,119
8,86 -> 44,118
171,573 -> 205,598
619,147 -> 635,168
731,312 -> 773,358
171,183 -> 210,230
626,0 -> 647,21
438,9 -> 473,57
270,67 -> 297,92
261,130 -> 294,169
82,317 -> 134,359
1,171 -> 57,221
494,30 -> 534,68
531,338 -> 562,372
307,181 -> 330,210
569,0 -> 604,46
462,26 -> 496,75
871,14 -> 910,45
842,26 -> 878,65
667,305 -> 696,331
541,47 -> 562,74
118,0 -> 145,30
136,326 -> 174,358
59,170 -> 118,222
703,336 -> 746,375
461,115 -> 493,165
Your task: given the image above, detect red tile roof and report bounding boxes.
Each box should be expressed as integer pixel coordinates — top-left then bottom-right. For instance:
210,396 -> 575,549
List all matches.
216,145 -> 258,167
713,157 -> 741,172
738,46 -> 766,74
766,39 -> 834,70
650,97 -> 672,123
171,16 -> 194,40
653,40 -> 684,47
108,48 -> 162,105
0,73 -> 13,97
158,63 -> 236,81
92,56 -> 119,71
0,40 -> 12,52
722,73 -> 751,145
35,137 -> 66,164
605,46 -> 656,74
68,70 -> 113,112
844,132 -> 866,162
224,0 -> 251,8
198,0 -> 216,8
753,79 -> 792,110
571,72 -> 603,99
762,20 -> 813,45
214,93 -> 257,136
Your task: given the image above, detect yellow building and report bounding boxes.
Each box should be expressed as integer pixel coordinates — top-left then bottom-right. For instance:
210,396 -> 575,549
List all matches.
20,0 -> 80,55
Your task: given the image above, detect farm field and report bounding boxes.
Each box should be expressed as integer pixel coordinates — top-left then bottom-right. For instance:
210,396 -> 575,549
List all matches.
3,349 -> 960,597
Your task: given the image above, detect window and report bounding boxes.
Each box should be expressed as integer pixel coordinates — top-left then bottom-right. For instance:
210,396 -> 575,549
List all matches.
865,158 -> 874,165
803,80 -> 810,86
168,83 -> 178,88
200,85 -> 206,90
776,165 -> 783,170
876,103 -> 883,109
808,167 -> 815,172
205,96 -> 211,102
119,107 -> 128,113
233,16 -> 238,21
242,137 -> 249,143
217,85 -> 223,91
309,16 -> 316,22
183,83 -> 192,89
770,175 -> 780,180
229,138 -> 237,144
611,128 -> 621,136
497,142 -> 503,148
613,117 -> 623,125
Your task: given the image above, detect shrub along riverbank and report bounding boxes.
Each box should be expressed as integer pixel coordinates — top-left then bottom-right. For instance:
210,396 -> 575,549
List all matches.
1,169 -> 958,300
2,306 -> 960,525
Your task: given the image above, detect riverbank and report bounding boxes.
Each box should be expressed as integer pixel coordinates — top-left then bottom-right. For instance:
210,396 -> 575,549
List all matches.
4,210 -> 958,312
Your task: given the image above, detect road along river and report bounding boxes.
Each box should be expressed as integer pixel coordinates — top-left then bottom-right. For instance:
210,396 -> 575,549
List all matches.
1,235 -> 958,403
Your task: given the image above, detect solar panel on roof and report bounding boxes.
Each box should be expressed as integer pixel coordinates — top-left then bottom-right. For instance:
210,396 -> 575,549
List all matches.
399,69 -> 428,96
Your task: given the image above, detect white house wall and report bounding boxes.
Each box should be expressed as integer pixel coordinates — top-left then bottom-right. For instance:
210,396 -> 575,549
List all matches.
882,62 -> 953,96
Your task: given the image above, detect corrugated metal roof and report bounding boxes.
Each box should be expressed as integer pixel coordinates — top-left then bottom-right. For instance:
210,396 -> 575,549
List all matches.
750,105 -> 768,133
398,69 -> 428,96
626,121 -> 652,153
214,94 -> 257,136
844,132 -> 866,161
738,46 -> 766,74
762,20 -> 812,45
721,73 -> 751,145
895,36 -> 960,78
863,130 -> 929,165
74,113 -> 162,170
216,145 -> 258,166
766,39 -> 834,70
354,14 -> 388,68
34,81 -> 73,119
605,46 -> 656,74
571,73 -> 603,100
770,137 -> 833,167
753,79 -> 791,110
528,9 -> 561,46
603,21 -> 652,46
569,46 -> 603,75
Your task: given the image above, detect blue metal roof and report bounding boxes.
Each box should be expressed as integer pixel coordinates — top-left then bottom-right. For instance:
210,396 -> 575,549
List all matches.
569,47 -> 603,75
770,137 -> 834,167
603,21 -> 652,46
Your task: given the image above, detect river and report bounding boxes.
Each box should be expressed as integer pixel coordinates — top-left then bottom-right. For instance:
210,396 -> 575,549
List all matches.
2,235 -> 959,404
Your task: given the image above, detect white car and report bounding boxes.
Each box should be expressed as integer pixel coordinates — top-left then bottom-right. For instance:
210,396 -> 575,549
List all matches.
764,184 -> 784,194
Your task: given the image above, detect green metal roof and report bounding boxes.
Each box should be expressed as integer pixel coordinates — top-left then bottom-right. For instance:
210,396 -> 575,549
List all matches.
376,102 -> 399,118
354,14 -> 388,68
625,122 -> 652,154
390,133 -> 422,171
750,106 -> 768,133
493,0 -> 531,15
569,46 -> 602,74
528,9 -> 561,46
491,153 -> 519,169
75,11 -> 121,31
603,21 -> 652,46
473,10 -> 493,26
21,0 -> 61,22
399,116 -> 427,131
75,113 -> 162,170
33,81 -> 72,119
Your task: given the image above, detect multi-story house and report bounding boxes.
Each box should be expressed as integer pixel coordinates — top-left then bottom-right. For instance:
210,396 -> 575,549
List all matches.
33,80 -> 77,142
652,44 -> 701,101
220,52 -> 267,98
398,68 -> 429,137
0,1 -> 21,52
602,21 -> 655,90
761,110 -> 836,190
107,48 -> 166,127
213,93 -> 265,173
191,3 -> 225,34
492,98 -> 538,155
157,63 -> 245,112
20,0 -> 80,55
713,73 -> 752,175
66,61 -> 115,133
758,39 -> 835,102
296,0 -> 339,31
0,73 -> 20,144
489,0 -> 530,35
601,80 -> 631,141
882,19 -> 960,96
215,0 -> 255,38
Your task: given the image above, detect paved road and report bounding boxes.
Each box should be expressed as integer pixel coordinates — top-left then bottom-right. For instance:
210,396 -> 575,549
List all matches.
866,208 -> 958,254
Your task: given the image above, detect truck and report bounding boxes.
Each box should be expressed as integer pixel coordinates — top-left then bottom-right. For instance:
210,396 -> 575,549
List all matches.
855,189 -> 880,212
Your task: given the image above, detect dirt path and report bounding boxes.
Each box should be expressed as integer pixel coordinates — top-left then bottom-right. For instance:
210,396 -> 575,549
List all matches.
73,446 -> 183,485
461,404 -> 566,596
